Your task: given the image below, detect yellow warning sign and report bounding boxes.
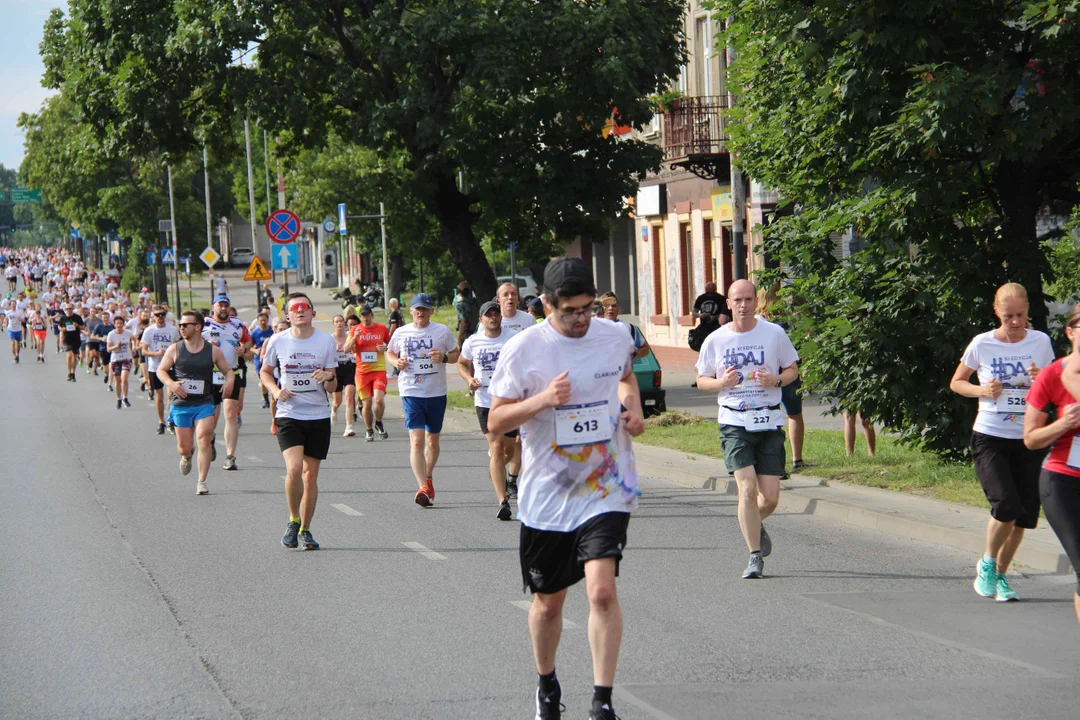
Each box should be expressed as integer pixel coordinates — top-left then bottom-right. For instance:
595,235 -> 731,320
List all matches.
243,256 -> 271,282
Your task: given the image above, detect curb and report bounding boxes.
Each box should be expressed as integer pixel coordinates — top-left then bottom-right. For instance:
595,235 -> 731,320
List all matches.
632,444 -> 1072,575
384,394 -> 1072,575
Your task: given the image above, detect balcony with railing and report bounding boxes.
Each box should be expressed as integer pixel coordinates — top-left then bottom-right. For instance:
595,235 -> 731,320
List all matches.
662,95 -> 730,180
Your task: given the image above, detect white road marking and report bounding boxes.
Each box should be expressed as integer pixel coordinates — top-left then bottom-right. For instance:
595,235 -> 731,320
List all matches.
613,685 -> 681,720
332,503 -> 363,516
509,600 -> 579,628
247,455 -> 264,464
401,541 -> 447,560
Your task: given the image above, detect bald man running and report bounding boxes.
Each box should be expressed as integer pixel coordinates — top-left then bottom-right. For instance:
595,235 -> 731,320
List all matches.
694,279 -> 799,579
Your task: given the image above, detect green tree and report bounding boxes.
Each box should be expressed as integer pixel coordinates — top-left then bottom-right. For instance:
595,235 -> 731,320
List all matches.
714,0 -> 1080,457
42,0 -> 686,300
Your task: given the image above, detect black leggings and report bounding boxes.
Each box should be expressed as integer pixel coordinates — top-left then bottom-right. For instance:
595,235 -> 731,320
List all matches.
1040,469 -> 1080,595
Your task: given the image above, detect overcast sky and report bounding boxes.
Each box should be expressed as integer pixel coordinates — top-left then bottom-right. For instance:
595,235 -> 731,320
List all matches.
1,0 -> 60,174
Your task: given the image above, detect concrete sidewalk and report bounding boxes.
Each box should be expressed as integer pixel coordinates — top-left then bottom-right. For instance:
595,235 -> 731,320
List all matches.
383,393 -> 1071,575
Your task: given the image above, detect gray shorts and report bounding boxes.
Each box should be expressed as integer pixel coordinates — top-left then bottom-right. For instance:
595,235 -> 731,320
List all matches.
719,424 -> 786,477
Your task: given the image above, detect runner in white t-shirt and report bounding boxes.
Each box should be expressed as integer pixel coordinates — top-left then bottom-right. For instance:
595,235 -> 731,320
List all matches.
3,306 -> 27,363
458,299 -> 518,520
260,292 -> 338,551
487,258 -> 643,720
141,305 -> 182,435
106,314 -> 136,409
695,279 -> 799,580
950,282 -> 1055,602
386,293 -> 459,507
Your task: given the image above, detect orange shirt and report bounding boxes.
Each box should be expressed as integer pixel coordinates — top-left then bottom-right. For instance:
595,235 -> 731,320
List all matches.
350,323 -> 390,372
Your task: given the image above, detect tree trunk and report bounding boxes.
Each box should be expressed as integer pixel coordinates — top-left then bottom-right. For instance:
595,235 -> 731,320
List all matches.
426,174 -> 497,301
995,163 -> 1047,332
389,253 -> 405,302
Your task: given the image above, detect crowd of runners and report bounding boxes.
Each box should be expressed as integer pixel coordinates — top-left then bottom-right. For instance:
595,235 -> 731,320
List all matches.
4,243 -> 1080,719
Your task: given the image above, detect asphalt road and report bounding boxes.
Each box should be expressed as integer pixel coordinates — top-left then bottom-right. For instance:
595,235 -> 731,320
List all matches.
2,275 -> 1079,718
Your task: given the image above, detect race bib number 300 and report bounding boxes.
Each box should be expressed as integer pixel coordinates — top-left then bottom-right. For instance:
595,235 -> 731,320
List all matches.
286,372 -> 318,393
554,401 -> 612,447
409,355 -> 437,375
995,387 -> 1028,413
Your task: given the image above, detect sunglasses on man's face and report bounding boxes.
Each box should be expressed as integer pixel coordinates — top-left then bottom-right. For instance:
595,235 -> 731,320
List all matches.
179,322 -> 200,329
153,312 -> 166,317
288,303 -> 312,313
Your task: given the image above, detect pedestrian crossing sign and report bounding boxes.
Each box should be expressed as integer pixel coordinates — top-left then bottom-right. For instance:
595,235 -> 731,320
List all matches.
244,256 -> 272,282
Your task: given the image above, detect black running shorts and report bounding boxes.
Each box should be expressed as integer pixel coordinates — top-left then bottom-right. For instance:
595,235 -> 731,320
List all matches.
476,405 -> 519,438
275,417 -> 332,460
519,512 -> 629,594
970,431 -> 1044,529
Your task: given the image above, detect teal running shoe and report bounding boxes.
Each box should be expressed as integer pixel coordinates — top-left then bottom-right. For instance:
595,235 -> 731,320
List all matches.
974,558 -> 997,598
995,573 -> 1018,602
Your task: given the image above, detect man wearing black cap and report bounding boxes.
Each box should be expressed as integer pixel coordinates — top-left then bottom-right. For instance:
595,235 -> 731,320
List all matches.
458,299 -> 519,520
386,292 -> 459,506
203,293 -> 252,470
487,257 -> 645,720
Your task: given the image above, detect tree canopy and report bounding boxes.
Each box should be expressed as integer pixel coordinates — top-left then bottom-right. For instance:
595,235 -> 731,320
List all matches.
713,0 -> 1080,456
41,0 -> 687,300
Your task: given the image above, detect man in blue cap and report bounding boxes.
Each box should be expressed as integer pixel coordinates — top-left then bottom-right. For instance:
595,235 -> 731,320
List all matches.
203,293 -> 252,470
386,292 -> 459,506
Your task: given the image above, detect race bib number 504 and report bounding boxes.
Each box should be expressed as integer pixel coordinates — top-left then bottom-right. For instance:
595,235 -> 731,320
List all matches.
409,355 -> 437,375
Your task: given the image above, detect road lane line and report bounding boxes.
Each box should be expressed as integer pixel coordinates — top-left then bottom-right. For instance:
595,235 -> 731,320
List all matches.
509,600 -> 579,628
613,685 -> 681,720
332,503 -> 363,516
247,455 -> 264,464
402,541 -> 447,560
802,595 -> 1063,678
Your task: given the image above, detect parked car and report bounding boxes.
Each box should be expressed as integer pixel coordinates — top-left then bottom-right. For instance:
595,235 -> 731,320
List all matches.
229,247 -> 256,267
497,274 -> 540,303
633,348 -> 666,417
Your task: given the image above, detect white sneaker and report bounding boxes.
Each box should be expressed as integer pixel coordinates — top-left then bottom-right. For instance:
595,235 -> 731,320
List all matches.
196,481 -> 208,495
330,410 -> 337,425
343,425 -> 355,437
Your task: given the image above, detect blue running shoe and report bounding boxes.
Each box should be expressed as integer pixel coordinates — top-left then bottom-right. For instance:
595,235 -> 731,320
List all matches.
281,521 -> 300,549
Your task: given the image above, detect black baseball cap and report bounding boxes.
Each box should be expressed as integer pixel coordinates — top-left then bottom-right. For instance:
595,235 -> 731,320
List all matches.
479,300 -> 500,316
543,257 -> 595,296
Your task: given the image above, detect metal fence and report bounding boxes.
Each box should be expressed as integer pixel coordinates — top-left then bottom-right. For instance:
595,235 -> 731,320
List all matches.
663,95 -> 730,160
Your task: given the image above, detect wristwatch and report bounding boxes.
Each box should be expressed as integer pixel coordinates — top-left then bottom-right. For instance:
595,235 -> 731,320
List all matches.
775,378 -> 782,388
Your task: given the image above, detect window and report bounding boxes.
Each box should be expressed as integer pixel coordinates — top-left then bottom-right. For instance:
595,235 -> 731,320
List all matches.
680,224 -> 694,315
694,16 -> 712,95
651,226 -> 664,315
703,219 -> 714,285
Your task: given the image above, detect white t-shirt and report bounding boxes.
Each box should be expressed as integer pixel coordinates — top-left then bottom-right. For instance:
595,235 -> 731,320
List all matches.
203,316 -> 249,369
4,309 -> 26,332
141,324 -> 181,372
261,329 -> 338,421
489,318 -> 638,532
387,322 -> 457,398
960,329 -> 1055,439
106,329 -> 135,362
695,319 -> 800,430
460,328 -> 517,408
497,310 -> 535,335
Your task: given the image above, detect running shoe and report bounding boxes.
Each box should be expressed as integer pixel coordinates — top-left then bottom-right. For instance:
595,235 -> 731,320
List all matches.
414,488 -> 432,507
156,422 -> 166,435
343,425 -> 355,438
742,554 -> 764,579
116,399 -> 122,410
223,455 -> 237,471
330,410 -> 337,425
103,373 -> 108,384
497,499 -> 512,521
995,573 -> 1019,602
281,521 -> 301,548
425,477 -> 435,502
375,421 -> 388,440
168,421 -> 175,435
507,476 -> 518,499
974,557 -> 997,598
365,429 -> 374,442
211,434 -> 217,462
759,524 -> 772,558
148,389 -> 155,400
260,399 -> 270,409
298,530 -> 320,551
792,459 -> 813,470
179,454 -> 192,476
196,481 -> 208,495
122,397 -> 131,408
535,684 -> 564,720
140,381 -> 146,392
587,707 -> 620,720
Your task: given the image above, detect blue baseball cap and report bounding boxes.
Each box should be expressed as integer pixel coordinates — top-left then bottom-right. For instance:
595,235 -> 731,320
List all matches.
410,293 -> 434,309
213,294 -> 230,305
